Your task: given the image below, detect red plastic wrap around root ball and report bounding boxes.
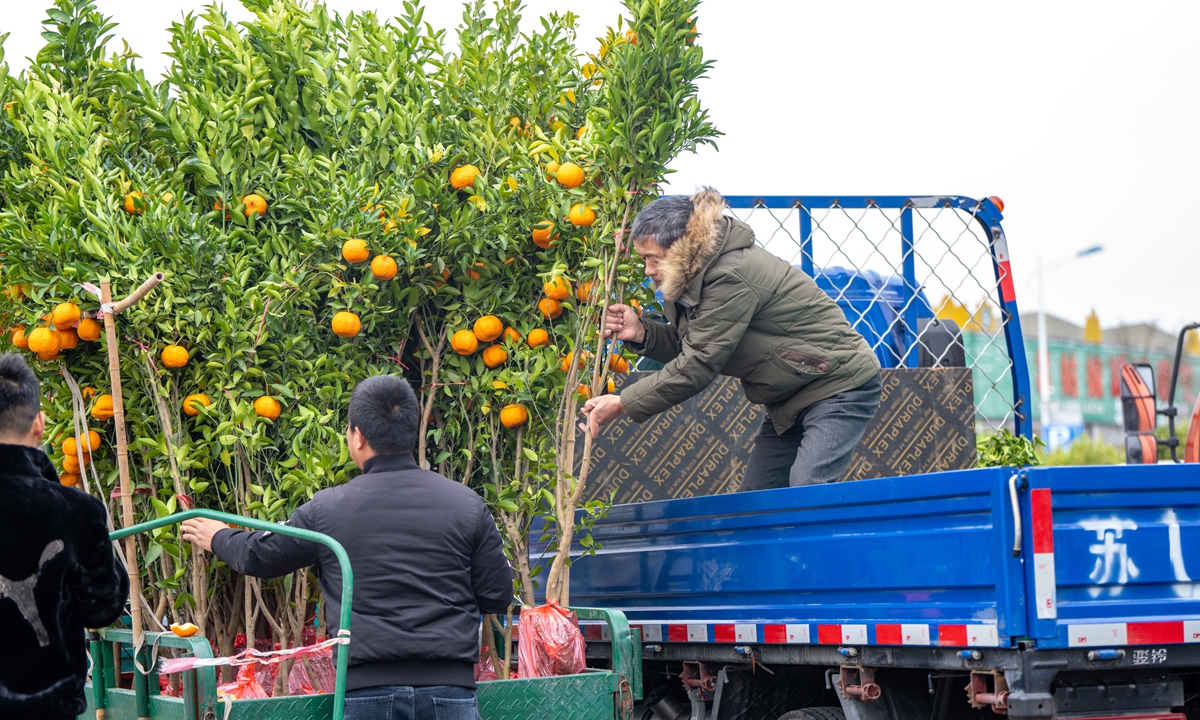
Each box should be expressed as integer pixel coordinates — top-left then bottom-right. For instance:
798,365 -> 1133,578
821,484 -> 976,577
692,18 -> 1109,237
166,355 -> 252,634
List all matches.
516,600 -> 586,678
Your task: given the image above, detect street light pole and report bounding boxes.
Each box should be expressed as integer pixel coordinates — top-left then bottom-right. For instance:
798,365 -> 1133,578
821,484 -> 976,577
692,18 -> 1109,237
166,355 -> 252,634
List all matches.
1037,255 -> 1050,435
1034,244 -> 1105,440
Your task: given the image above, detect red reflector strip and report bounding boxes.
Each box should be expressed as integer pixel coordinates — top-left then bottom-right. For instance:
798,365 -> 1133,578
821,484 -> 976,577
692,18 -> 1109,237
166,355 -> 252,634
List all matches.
876,624 -> 903,645
817,625 -> 842,645
1030,488 -> 1054,553
1128,622 -> 1184,645
998,260 -> 1016,303
763,625 -> 787,643
713,624 -> 736,643
667,625 -> 688,643
938,625 -> 968,647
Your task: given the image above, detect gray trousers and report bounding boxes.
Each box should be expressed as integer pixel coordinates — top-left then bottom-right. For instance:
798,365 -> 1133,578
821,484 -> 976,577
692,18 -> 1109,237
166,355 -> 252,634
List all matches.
739,373 -> 882,491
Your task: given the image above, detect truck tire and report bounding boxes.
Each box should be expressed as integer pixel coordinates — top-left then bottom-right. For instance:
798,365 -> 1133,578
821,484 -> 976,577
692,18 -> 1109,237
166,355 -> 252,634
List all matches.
777,707 -> 847,720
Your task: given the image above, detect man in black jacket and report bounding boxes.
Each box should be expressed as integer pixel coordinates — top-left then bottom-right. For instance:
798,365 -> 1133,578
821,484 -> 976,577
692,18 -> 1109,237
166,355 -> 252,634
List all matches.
0,353 -> 128,720
183,375 -> 513,720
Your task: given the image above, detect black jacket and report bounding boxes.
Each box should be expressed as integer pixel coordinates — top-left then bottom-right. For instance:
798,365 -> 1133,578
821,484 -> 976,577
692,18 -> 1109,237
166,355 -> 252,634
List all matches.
0,443 -> 127,719
212,453 -> 513,691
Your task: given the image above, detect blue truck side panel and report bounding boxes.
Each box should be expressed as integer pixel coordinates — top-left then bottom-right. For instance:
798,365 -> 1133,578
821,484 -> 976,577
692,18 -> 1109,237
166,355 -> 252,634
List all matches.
564,464 -> 1200,650
562,467 -> 1028,644
1019,464 -> 1200,648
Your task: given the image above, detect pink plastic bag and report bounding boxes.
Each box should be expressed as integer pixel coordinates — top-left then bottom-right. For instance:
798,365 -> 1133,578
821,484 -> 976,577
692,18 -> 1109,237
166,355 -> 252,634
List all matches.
255,662 -> 279,696
474,646 -> 498,682
516,601 -> 586,678
287,646 -> 334,695
218,664 -> 269,700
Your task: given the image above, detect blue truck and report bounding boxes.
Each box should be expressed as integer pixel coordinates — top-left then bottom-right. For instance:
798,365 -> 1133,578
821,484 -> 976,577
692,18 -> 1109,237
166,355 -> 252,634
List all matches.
555,196 -> 1200,720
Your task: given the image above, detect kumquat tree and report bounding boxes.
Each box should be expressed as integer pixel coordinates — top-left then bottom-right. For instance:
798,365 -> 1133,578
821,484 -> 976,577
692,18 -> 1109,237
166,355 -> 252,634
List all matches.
0,0 -> 716,687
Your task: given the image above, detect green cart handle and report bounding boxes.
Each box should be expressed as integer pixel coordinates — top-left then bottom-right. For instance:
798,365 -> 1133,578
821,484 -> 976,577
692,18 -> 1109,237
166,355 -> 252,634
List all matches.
110,508 -> 354,720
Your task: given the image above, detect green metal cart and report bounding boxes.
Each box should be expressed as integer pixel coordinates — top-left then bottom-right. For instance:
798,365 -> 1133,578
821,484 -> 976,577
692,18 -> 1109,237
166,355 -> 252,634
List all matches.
81,509 -> 641,720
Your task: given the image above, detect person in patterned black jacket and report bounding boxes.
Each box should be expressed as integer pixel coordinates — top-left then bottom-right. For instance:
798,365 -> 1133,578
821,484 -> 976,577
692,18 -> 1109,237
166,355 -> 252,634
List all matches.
0,353 -> 128,720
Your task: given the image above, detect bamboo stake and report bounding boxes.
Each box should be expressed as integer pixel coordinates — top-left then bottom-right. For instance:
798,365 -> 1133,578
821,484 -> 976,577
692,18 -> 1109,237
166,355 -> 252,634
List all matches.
100,273 -> 162,720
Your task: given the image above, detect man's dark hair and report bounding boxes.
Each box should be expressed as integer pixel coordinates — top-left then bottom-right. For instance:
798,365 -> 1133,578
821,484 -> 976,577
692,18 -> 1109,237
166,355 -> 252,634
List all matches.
630,195 -> 694,250
347,375 -> 420,455
0,353 -> 41,437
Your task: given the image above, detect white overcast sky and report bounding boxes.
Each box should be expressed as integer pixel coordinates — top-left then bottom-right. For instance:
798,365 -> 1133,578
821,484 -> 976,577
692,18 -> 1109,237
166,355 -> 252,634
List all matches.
3,1 -> 1198,332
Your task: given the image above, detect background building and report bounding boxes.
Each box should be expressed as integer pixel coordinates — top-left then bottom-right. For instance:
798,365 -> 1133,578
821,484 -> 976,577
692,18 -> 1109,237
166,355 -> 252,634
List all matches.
960,305 -> 1199,446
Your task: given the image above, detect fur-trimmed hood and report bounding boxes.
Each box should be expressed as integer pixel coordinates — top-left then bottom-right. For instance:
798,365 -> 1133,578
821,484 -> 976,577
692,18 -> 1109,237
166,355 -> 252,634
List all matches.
656,187 -> 729,302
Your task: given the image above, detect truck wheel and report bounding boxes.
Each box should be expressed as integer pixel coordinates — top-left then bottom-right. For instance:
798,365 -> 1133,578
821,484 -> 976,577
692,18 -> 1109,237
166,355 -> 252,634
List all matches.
777,707 -> 847,720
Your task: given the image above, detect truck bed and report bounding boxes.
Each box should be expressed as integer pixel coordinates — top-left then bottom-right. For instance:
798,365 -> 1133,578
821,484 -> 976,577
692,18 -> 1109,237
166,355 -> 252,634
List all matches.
565,464 -> 1200,651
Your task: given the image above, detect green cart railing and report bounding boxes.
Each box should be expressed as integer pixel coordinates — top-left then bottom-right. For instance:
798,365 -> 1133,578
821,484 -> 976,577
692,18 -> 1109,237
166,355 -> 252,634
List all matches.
81,509 -> 641,720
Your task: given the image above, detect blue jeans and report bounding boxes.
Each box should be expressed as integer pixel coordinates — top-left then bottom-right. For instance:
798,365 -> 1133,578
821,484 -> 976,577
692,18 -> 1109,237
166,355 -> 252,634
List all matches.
344,685 -> 481,720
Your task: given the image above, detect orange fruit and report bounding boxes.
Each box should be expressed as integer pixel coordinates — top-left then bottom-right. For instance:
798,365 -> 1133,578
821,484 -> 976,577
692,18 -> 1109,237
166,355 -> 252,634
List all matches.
213,200 -> 231,219
86,430 -> 101,452
569,204 -> 596,227
609,355 -> 630,373
467,262 -> 487,281
371,255 -> 398,281
450,164 -> 479,190
575,126 -> 588,140
91,394 -> 114,421
11,326 -> 28,349
625,29 -> 637,45
577,378 -> 616,399
503,327 -> 522,344
242,194 -> 267,217
77,318 -> 101,342
35,350 -> 59,362
342,239 -> 370,264
500,404 -> 528,428
81,387 -> 97,400
60,473 -> 80,487
171,623 -> 200,638
51,302 -> 80,329
123,191 -> 145,215
90,397 -> 116,423
27,327 -> 61,355
537,298 -> 563,321
532,222 -> 558,249
254,396 -> 281,420
577,280 -> 596,303
556,162 -> 585,188
183,393 -> 211,417
451,329 -> 479,355
543,277 -> 572,301
161,344 -> 189,369
332,311 -> 361,338
362,203 -> 387,218
63,454 -> 86,473
559,350 -> 591,373
61,436 -> 92,459
527,328 -> 549,348
482,345 -> 508,368
474,315 -> 503,342
545,161 -> 560,177
628,299 -> 643,315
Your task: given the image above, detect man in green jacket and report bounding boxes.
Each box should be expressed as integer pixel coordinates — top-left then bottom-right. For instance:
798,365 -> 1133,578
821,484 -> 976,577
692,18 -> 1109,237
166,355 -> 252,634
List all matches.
580,187 -> 883,489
